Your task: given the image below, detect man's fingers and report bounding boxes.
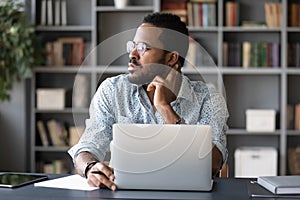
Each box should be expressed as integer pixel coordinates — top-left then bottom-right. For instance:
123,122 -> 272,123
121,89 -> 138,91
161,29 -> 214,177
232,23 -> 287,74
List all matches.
93,163 -> 115,181
87,173 -> 116,191
87,162 -> 116,190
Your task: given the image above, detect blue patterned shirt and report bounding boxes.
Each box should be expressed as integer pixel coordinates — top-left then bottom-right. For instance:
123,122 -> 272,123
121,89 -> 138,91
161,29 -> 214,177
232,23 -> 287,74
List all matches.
68,74 -> 229,163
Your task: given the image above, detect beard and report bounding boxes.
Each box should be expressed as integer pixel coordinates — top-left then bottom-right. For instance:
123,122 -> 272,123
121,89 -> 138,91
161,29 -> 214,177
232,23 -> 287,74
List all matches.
127,57 -> 170,86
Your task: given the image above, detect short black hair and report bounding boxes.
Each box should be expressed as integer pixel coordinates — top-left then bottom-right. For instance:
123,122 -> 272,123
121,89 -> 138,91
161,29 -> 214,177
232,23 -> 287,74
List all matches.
142,12 -> 189,67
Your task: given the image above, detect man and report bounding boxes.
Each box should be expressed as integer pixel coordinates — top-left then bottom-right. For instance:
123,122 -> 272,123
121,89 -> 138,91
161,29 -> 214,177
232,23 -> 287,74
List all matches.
68,12 -> 229,191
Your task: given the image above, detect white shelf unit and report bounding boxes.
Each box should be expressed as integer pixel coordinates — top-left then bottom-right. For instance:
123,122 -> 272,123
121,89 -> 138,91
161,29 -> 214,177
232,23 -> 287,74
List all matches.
30,0 -> 300,176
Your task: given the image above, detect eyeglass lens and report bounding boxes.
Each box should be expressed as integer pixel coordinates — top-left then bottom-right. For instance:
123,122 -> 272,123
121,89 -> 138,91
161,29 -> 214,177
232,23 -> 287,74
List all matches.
126,41 -> 147,56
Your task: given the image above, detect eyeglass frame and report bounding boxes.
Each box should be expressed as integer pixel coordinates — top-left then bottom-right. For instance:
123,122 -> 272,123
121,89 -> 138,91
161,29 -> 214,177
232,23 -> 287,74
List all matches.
126,40 -> 158,56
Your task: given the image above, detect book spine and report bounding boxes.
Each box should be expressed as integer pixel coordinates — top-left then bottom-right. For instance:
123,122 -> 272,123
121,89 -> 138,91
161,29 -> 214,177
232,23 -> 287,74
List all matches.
54,0 -> 61,26
272,43 -> 279,68
40,0 -> 47,25
242,42 -> 251,69
47,0 -> 53,26
37,120 -> 49,146
202,3 -> 208,27
61,0 -> 67,26
257,177 -> 276,194
295,104 -> 300,130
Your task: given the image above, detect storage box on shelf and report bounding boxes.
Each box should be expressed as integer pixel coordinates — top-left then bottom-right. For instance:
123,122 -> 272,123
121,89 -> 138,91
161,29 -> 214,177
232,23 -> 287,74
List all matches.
234,146 -> 278,178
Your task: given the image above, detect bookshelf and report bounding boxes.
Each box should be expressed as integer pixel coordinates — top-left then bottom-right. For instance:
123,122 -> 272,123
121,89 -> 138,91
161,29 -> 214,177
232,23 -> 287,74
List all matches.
30,0 -> 300,176
30,0 -> 159,173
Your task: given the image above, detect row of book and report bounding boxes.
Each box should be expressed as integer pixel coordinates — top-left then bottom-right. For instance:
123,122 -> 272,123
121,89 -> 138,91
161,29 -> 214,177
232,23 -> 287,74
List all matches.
226,2 -> 282,27
161,0 -> 188,23
36,119 -> 84,147
36,160 -> 69,174
287,104 -> 300,131
223,42 -> 280,68
265,3 -> 282,28
162,1 -> 285,28
45,37 -> 92,66
287,42 -> 300,67
289,3 -> 300,27
161,0 -> 217,26
186,0 -> 216,27
40,0 -> 67,26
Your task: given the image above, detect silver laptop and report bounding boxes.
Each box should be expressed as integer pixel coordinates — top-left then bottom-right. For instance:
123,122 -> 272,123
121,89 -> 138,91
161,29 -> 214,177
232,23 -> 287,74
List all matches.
110,124 -> 213,191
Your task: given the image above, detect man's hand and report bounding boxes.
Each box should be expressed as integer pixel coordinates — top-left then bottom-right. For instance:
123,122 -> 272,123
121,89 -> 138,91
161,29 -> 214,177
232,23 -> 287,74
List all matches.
146,64 -> 182,124
86,162 -> 117,191
75,152 -> 117,190
146,64 -> 181,108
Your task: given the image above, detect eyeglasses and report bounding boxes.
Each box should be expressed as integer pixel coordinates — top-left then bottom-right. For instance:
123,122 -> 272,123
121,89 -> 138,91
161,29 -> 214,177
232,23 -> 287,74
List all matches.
126,41 -> 153,56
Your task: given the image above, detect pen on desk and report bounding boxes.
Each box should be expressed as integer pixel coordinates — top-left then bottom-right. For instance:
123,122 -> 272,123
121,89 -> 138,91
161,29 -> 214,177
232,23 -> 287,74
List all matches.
90,171 -> 106,176
91,171 -> 115,182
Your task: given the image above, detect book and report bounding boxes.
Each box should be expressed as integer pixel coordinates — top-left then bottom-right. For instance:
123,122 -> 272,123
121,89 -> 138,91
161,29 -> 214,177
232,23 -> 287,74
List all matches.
47,0 -> 53,25
226,1 -> 239,26
295,103 -> 300,130
288,147 -> 300,175
258,176 -> 300,194
222,42 -> 228,66
36,120 -> 49,146
61,0 -> 67,25
286,104 -> 294,129
46,119 -> 66,146
248,180 -> 300,198
40,0 -> 47,25
272,43 -> 280,68
54,0 -> 61,25
242,42 -> 251,68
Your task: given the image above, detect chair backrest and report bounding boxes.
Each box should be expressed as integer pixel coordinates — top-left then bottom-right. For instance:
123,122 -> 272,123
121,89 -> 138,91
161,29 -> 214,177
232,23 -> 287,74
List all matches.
219,164 -> 229,178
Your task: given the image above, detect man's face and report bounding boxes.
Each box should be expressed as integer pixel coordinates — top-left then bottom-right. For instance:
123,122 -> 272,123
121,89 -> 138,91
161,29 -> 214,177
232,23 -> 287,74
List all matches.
127,23 -> 170,85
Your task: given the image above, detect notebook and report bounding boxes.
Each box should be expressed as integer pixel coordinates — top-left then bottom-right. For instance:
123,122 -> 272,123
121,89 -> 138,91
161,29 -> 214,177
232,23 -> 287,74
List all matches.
110,124 -> 213,191
257,176 -> 300,194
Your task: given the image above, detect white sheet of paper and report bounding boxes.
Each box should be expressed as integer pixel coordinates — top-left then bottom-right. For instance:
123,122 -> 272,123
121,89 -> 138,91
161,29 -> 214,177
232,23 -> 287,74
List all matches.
34,174 -> 99,191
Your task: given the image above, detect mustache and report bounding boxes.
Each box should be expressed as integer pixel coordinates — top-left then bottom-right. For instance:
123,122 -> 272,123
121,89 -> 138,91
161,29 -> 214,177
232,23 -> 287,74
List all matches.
129,59 -> 140,66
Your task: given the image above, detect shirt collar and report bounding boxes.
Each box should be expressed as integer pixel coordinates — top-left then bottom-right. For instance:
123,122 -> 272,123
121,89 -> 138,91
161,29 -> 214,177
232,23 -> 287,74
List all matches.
176,75 -> 194,102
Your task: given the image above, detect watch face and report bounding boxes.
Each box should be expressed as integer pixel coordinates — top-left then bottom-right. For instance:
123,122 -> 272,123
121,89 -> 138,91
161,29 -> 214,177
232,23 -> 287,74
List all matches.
0,173 -> 48,188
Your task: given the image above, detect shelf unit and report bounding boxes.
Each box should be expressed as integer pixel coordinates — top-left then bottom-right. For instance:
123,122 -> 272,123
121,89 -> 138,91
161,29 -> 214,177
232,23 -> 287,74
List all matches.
30,0 -> 300,176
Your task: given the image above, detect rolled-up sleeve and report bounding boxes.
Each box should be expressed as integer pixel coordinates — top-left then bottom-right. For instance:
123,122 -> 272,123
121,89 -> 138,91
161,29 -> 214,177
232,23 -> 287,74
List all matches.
68,79 -> 115,162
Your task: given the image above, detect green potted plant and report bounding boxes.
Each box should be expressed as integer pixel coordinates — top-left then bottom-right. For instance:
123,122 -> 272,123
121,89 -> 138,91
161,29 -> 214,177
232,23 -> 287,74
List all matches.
0,0 -> 42,101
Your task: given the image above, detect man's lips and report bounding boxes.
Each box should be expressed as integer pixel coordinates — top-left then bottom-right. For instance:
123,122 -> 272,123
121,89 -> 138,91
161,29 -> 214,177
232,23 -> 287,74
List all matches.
128,63 -> 141,73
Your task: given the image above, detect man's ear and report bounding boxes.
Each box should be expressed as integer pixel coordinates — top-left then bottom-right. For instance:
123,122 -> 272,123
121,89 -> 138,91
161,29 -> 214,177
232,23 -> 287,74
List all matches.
166,51 -> 180,67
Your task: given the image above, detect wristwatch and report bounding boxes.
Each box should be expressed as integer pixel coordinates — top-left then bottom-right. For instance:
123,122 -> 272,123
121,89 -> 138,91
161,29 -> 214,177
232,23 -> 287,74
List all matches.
175,118 -> 185,124
83,160 -> 98,178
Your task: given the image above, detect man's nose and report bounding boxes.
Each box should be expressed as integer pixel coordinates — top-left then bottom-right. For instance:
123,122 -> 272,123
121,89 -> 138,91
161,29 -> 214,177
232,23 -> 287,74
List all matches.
129,47 -> 139,60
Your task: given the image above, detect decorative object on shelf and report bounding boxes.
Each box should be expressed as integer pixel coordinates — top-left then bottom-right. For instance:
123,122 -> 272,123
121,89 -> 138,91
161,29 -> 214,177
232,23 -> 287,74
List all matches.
36,88 -> 66,110
114,0 -> 129,9
246,109 -> 276,132
0,0 -> 43,101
